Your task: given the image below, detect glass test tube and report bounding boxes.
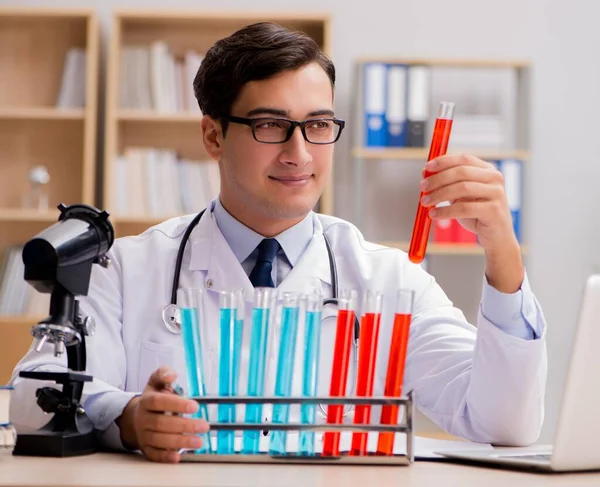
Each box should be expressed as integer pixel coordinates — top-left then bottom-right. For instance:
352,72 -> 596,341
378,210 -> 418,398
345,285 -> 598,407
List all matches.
177,288 -> 212,454
242,287 -> 275,455
217,290 -> 239,455
269,292 -> 301,456
376,289 -> 414,456
298,292 -> 323,456
322,290 -> 358,457
351,291 -> 384,456
408,101 -> 456,264
233,288 -> 245,397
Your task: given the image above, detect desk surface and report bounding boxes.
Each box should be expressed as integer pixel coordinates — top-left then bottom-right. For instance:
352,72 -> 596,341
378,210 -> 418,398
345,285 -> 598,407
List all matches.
2,451 -> 600,487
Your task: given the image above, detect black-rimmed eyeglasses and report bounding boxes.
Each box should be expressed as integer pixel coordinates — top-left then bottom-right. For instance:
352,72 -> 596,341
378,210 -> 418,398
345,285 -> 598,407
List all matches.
222,115 -> 345,144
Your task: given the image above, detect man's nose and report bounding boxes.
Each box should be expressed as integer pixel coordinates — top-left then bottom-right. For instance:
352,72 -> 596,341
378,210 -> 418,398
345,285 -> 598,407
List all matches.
279,126 -> 312,166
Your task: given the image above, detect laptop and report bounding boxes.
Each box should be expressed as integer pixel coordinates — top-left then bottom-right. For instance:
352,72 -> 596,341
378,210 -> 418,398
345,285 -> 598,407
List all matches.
435,274 -> 600,472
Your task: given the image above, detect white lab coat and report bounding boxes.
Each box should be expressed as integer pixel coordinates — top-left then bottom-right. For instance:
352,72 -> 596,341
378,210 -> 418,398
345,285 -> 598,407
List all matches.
9,209 -> 547,449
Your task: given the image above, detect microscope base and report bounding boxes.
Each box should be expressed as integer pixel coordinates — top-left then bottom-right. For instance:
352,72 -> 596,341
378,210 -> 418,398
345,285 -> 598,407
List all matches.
13,414 -> 97,457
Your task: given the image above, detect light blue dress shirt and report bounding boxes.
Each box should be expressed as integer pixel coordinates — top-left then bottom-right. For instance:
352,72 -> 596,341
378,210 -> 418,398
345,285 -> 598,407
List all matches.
213,198 -> 313,287
212,199 -> 539,341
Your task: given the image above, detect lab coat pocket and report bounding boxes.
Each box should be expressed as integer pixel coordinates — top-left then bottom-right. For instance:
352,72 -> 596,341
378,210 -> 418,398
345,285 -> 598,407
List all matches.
138,340 -> 175,391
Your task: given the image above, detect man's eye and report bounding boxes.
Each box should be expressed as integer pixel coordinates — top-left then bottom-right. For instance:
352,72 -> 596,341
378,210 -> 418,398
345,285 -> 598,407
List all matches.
255,121 -> 284,129
308,121 -> 331,130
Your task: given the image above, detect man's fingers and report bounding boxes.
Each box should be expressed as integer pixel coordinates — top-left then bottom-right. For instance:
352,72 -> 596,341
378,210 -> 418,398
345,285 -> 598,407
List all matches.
143,430 -> 204,451
430,200 -> 494,220
143,445 -> 181,464
141,391 -> 199,414
422,165 -> 500,193
422,181 -> 499,208
145,413 -> 209,434
146,366 -> 178,392
427,153 -> 492,172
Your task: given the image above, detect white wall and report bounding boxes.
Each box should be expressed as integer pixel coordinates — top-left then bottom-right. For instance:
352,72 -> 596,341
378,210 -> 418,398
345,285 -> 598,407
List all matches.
6,0 -> 600,443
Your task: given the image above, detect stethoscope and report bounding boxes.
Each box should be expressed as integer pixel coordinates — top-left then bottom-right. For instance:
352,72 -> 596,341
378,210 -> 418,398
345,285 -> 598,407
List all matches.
161,208 -> 360,418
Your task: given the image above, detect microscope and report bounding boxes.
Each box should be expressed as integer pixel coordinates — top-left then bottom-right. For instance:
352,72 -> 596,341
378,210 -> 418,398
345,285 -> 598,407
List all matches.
12,203 -> 115,457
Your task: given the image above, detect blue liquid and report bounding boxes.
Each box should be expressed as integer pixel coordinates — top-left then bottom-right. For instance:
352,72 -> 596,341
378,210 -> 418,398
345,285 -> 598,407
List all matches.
180,308 -> 211,454
218,306 -> 238,454
269,305 -> 300,456
242,307 -> 270,454
233,317 -> 244,395
299,310 -> 322,456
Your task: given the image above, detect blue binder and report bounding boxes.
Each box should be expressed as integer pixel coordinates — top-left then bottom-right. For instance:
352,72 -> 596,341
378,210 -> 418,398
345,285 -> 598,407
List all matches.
363,62 -> 387,147
498,159 -> 523,242
385,63 -> 408,147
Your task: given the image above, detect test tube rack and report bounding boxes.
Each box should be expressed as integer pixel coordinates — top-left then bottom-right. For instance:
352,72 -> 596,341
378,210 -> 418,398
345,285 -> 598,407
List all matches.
180,392 -> 414,466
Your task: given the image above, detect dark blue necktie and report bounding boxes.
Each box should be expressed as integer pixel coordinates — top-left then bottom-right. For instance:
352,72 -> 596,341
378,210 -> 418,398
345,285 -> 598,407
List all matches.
249,238 -> 280,288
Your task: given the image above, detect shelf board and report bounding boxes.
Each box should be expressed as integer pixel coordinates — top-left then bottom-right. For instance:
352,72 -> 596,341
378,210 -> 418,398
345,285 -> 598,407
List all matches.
0,107 -> 85,120
113,214 -> 184,225
0,209 -> 60,223
355,57 -> 530,69
0,7 -> 95,18
381,241 -> 527,255
115,9 -> 330,22
353,147 -> 530,161
0,315 -> 42,326
117,111 -> 203,123
381,241 -> 485,255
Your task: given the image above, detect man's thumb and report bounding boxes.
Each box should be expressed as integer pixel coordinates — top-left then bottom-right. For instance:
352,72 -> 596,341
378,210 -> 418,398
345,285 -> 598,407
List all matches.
146,366 -> 178,391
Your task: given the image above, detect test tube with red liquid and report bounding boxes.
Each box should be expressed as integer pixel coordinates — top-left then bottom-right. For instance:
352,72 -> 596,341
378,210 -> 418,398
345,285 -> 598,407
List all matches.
408,101 -> 456,264
322,290 -> 358,457
350,291 -> 384,456
376,289 -> 414,456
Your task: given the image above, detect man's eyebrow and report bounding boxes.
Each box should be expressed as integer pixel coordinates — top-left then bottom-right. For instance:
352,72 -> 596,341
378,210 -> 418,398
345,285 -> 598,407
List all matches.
245,107 -> 336,118
307,109 -> 335,117
246,107 -> 288,117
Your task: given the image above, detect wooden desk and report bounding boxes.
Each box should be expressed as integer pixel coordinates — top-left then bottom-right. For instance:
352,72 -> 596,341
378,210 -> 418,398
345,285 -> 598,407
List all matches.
2,451 -> 600,487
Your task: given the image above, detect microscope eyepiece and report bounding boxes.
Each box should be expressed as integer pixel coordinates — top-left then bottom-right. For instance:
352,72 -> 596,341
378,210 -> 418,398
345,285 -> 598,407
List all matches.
22,203 -> 114,296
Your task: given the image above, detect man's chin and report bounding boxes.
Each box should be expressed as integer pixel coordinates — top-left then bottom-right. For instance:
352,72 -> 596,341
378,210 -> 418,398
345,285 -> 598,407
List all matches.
264,195 -> 320,219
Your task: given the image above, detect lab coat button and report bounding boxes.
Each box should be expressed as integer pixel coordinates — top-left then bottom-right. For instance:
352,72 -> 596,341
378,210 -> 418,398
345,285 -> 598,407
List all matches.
206,278 -> 213,289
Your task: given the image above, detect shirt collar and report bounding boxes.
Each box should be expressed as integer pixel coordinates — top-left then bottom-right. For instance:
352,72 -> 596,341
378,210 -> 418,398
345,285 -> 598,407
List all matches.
212,198 -> 314,265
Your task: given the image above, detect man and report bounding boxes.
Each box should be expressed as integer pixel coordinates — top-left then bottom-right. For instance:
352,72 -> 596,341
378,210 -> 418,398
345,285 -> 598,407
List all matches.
9,22 -> 546,463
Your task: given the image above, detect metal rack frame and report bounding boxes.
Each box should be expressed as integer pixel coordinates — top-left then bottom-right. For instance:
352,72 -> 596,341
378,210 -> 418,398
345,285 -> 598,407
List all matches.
180,392 -> 414,466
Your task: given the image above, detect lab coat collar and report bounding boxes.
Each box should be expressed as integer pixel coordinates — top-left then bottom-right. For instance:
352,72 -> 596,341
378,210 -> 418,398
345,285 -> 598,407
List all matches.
188,208 -> 331,301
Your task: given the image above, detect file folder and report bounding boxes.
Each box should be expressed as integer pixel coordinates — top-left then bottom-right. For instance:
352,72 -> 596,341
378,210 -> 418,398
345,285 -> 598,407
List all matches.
363,62 -> 387,147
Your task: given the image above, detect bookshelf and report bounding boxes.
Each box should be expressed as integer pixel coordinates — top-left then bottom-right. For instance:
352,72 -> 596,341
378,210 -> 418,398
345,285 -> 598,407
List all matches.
104,10 -> 333,238
352,58 -> 531,440
0,7 -> 99,382
352,58 -> 530,258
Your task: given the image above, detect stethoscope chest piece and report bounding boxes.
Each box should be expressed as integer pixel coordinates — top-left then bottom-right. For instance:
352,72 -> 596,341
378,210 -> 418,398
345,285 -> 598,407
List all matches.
162,304 -> 182,334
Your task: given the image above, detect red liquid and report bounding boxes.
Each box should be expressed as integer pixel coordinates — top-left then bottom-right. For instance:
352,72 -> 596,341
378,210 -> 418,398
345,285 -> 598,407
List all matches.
376,312 -> 412,455
322,308 -> 356,457
408,117 -> 453,263
350,312 -> 382,456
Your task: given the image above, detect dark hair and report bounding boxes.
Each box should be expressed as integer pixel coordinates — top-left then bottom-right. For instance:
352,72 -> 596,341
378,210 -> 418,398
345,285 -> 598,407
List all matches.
193,21 -> 335,132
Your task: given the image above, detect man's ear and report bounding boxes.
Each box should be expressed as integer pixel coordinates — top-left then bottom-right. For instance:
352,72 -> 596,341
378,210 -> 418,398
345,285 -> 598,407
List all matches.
201,115 -> 223,160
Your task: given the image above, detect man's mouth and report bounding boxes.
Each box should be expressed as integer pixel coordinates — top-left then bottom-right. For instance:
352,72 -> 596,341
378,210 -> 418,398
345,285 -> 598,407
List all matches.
269,174 -> 313,185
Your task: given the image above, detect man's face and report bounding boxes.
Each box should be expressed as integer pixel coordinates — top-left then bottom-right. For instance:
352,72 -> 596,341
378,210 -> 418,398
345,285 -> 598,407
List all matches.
216,62 -> 336,224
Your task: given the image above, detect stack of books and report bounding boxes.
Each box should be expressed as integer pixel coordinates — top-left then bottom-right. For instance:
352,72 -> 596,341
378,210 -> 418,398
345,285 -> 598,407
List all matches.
0,386 -> 15,449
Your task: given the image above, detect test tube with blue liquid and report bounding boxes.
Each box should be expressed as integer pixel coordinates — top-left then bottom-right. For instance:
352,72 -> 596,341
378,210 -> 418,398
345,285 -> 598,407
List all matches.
298,292 -> 322,456
269,292 -> 301,456
242,287 -> 275,454
177,288 -> 212,454
217,290 -> 242,454
233,288 -> 245,395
